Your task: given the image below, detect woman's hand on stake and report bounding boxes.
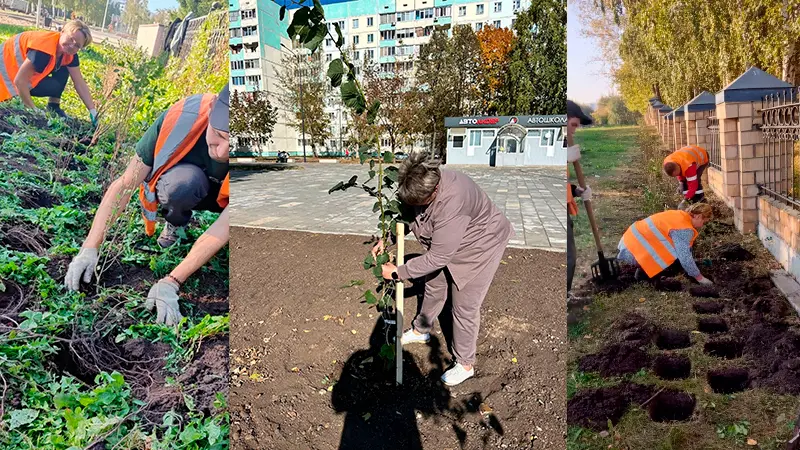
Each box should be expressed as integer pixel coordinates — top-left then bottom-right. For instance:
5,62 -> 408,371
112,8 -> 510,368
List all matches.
381,262 -> 397,280
372,239 -> 385,258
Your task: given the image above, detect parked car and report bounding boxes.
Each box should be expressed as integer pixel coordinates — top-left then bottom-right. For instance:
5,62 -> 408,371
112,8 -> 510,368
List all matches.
394,152 -> 408,161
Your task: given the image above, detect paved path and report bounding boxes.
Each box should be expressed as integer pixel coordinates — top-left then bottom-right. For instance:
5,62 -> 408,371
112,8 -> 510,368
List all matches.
229,164 -> 567,250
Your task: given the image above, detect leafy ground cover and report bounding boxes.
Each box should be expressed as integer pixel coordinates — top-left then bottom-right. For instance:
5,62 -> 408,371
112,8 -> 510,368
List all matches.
567,125 -> 800,450
0,22 -> 229,449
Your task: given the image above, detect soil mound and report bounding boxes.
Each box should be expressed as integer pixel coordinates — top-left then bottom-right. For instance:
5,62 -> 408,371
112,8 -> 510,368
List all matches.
704,338 -> 743,359
689,286 -> 719,298
567,383 -> 656,431
176,338 -> 229,415
19,186 -> 59,208
653,354 -> 691,380
716,243 -> 754,261
693,301 -> 724,314
744,278 -> 774,295
578,344 -> 650,376
707,368 -> 749,394
611,313 -> 655,347
655,329 -> 691,350
697,317 -> 728,333
653,277 -> 682,292
743,324 -> 800,394
647,390 -> 695,422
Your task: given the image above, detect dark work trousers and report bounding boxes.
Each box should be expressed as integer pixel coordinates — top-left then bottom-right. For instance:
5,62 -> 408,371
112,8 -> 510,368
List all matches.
680,163 -> 708,204
29,65 -> 70,99
155,163 -> 224,227
411,243 -> 506,367
567,214 -> 576,292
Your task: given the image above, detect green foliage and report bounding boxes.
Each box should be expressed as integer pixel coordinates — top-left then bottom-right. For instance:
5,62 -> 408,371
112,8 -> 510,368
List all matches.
715,420 -> 750,442
591,95 -> 641,125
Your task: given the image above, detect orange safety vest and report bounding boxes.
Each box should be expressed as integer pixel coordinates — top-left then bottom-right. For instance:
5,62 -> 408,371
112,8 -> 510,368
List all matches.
622,210 -> 698,278
138,93 -> 229,236
664,145 -> 709,175
0,31 -> 74,102
567,167 -> 578,216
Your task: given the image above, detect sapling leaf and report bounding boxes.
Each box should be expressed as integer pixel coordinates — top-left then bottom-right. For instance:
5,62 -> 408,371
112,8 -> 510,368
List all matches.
373,201 -> 381,213
379,343 -> 396,361
376,253 -> 390,264
364,290 -> 378,305
334,22 -> 345,47
305,23 -> 327,51
328,181 -> 345,194
383,151 -> 394,163
327,59 -> 345,88
372,265 -> 383,278
363,253 -> 375,269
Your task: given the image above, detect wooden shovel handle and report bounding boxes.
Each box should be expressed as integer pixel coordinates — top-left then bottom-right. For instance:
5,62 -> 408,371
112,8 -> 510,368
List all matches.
572,160 -> 605,253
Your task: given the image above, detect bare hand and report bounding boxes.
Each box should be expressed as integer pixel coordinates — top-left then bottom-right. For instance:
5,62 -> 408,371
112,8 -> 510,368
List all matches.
372,239 -> 385,258
382,262 -> 397,280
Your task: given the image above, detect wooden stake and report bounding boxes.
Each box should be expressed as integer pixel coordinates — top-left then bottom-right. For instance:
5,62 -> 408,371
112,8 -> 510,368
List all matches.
395,222 -> 404,385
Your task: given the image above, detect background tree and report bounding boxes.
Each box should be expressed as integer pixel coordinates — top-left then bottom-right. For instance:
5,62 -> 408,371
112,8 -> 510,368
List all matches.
177,0 -> 217,16
498,0 -> 566,115
363,62 -> 419,154
591,95 -> 640,125
229,90 -> 278,153
121,0 -> 151,35
153,8 -> 181,24
476,25 -> 515,114
275,50 -> 331,157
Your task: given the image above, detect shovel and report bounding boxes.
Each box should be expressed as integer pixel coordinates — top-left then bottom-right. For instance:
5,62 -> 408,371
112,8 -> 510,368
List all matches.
571,160 -> 620,282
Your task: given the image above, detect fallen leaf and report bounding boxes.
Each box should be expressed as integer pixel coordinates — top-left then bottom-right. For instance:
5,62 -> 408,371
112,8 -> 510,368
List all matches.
356,313 -> 362,317
291,367 -> 300,373
479,403 -> 493,415
362,412 -> 371,421
323,315 -> 332,321
351,329 -> 358,334
500,260 -> 508,265
639,298 -> 646,302
511,357 -> 518,364
249,372 -> 262,380
747,438 -> 758,446
303,330 -> 311,333
327,385 -> 334,392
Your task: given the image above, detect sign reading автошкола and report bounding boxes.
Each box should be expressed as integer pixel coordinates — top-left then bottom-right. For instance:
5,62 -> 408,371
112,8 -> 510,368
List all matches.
444,115 -> 568,128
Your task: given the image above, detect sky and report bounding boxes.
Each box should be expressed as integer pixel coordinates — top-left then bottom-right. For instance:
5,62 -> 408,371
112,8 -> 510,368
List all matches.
566,1 -> 614,106
148,0 -> 179,13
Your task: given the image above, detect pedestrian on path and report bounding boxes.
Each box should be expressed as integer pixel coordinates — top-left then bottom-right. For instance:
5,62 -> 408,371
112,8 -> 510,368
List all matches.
617,203 -> 715,284
663,145 -> 709,209
0,20 -> 98,124
374,152 -> 514,386
566,100 -> 593,301
65,84 -> 231,326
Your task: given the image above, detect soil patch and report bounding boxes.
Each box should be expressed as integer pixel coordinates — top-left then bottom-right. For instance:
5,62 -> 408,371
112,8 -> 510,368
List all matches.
653,354 -> 691,380
707,368 -> 750,394
743,324 -> 800,394
567,383 -> 656,431
716,243 -> 754,261
611,313 -> 655,347
704,338 -> 744,359
176,337 -> 228,416
587,264 -> 638,294
0,222 -> 50,255
0,282 -> 27,325
98,261 -> 155,292
655,329 -> 691,350
19,186 -> 60,208
693,301 -> 724,314
697,317 -> 728,333
653,277 -> 682,292
578,344 -> 650,376
647,390 -> 695,422
744,278 -> 774,295
689,286 -> 719,298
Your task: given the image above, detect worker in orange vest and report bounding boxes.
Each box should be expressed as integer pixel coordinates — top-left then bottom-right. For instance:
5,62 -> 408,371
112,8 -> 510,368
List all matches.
0,20 -> 98,124
663,145 -> 709,210
64,84 -> 231,326
567,100 -> 592,300
617,203 -> 714,284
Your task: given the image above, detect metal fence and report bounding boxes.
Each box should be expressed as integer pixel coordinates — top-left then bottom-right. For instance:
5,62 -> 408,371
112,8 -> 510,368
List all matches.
758,88 -> 800,209
707,116 -> 721,169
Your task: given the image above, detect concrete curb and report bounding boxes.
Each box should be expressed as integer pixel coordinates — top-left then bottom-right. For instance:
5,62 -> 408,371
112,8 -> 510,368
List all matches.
769,269 -> 800,315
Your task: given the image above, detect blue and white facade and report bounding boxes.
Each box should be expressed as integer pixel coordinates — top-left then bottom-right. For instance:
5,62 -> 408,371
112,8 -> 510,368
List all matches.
445,115 -> 566,166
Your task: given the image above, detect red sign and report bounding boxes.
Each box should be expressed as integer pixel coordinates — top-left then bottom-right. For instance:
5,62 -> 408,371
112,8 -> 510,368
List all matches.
476,118 -> 499,125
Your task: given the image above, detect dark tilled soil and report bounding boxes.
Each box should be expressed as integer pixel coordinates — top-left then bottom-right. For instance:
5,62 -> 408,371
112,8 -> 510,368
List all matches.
653,277 -> 683,292
653,354 -> 691,380
228,228 -> 567,450
689,286 -> 719,298
611,313 -> 655,347
703,338 -> 744,359
0,221 -> 51,255
655,329 -> 691,350
716,243 -> 754,261
647,390 -> 695,422
697,317 -> 728,333
707,368 -> 750,394
567,383 -> 656,431
577,344 -> 650,376
693,301 -> 724,314
742,323 -> 800,394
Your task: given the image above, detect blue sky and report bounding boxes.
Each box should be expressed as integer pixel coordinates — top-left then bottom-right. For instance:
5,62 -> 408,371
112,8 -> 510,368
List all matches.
567,1 -> 614,105
148,0 -> 179,12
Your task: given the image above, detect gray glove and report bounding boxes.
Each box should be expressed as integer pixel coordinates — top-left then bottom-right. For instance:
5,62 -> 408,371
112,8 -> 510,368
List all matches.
145,278 -> 183,326
697,276 -> 713,286
65,248 -> 99,291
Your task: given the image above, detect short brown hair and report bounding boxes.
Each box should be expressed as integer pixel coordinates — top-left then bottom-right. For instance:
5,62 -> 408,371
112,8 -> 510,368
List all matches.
397,152 -> 440,205
687,202 -> 713,221
663,161 -> 680,176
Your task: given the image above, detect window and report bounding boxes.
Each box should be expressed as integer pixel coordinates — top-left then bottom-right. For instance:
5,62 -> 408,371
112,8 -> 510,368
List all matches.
458,6 -> 466,16
475,23 -> 483,31
381,138 -> 390,147
246,75 -> 261,87
435,6 -> 450,17
229,11 -> 240,21
244,59 -> 259,69
380,46 -> 396,56
326,53 -> 332,62
541,129 -> 554,146
325,38 -> 333,46
493,20 -> 501,28
353,35 -> 359,45
231,60 -> 244,70
396,11 -> 414,21
493,2 -> 501,12
230,46 -> 242,54
232,76 -> 245,86
511,18 -> 516,27
242,9 -> 256,19
242,25 -> 257,36
354,51 -> 361,60
230,27 -> 242,37
366,49 -> 375,60
397,28 -> 415,39
367,17 -> 374,26
353,18 -> 359,28
380,13 -> 394,24
513,0 -> 520,9
380,63 -> 394,73
381,30 -> 396,40
476,4 -> 484,14
415,8 -> 433,20
423,26 -> 433,36
368,33 -> 374,43
469,130 -> 481,146
452,135 -> 464,148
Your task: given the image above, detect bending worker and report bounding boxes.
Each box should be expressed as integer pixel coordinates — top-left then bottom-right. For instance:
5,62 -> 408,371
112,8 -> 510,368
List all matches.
0,20 -> 97,123
617,203 -> 714,285
663,145 -> 709,209
375,152 -> 514,387
64,85 -> 231,326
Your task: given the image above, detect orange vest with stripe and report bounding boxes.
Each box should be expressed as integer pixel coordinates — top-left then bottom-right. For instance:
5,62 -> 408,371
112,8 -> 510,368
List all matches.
567,168 -> 578,216
0,31 -> 74,102
664,145 -> 709,175
622,210 -> 698,278
138,93 -> 230,236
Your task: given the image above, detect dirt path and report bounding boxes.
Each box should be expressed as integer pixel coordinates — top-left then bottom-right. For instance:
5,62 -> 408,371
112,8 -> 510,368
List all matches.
229,227 -> 567,450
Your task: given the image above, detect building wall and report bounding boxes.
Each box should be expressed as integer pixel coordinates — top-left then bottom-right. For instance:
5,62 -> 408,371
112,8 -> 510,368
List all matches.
446,124 -> 565,166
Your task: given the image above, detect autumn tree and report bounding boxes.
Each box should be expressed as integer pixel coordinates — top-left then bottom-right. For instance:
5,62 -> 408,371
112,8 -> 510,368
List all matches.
476,25 -> 515,114
275,49 -> 332,157
229,90 -> 278,153
498,0 -> 566,115
363,62 -> 419,154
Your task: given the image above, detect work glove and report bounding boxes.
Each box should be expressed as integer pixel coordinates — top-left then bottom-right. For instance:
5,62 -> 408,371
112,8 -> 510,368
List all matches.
89,109 -> 98,127
567,145 -> 581,163
696,275 -> 713,285
145,278 -> 183,326
678,199 -> 688,211
578,185 -> 592,202
65,247 -> 99,291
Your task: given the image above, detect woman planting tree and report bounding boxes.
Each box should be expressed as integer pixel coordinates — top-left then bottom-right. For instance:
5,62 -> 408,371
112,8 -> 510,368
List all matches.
0,20 -> 98,124
64,85 -> 231,326
617,203 -> 714,284
374,152 -> 514,386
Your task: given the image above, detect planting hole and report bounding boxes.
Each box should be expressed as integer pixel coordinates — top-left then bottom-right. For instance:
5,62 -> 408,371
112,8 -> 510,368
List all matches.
704,338 -> 744,359
567,385 -> 630,431
689,286 -> 719,298
693,301 -> 724,314
647,390 -> 695,422
54,342 -> 100,385
577,344 -> 651,376
653,277 -> 682,292
716,243 -> 754,261
19,187 -> 59,208
653,354 -> 691,380
655,329 -> 691,350
707,368 -> 749,393
697,317 -> 728,333
0,223 -> 50,255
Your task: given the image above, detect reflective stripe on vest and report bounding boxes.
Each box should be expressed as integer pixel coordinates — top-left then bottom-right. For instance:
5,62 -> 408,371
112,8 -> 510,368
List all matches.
622,210 -> 696,278
628,217 -> 677,271
666,145 -> 709,174
0,35 -> 23,98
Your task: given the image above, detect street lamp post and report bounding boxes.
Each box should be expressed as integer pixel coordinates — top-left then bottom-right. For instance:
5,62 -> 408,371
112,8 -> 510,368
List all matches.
281,42 -> 307,163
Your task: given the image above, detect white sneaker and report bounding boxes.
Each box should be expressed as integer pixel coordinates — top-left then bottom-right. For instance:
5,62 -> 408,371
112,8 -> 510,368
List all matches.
441,363 -> 474,386
400,328 -> 430,345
